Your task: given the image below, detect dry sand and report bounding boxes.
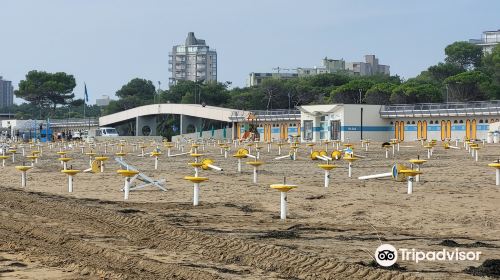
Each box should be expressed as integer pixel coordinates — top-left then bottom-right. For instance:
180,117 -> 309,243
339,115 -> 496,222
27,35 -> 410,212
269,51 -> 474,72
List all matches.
0,141 -> 499,279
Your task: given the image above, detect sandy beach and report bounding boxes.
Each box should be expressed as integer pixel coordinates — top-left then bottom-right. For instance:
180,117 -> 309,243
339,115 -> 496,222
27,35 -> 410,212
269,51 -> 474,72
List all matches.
0,140 -> 499,279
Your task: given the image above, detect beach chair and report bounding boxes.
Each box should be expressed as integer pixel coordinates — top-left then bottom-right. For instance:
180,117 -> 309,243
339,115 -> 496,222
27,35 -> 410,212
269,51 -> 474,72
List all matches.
114,157 -> 166,191
83,160 -> 101,173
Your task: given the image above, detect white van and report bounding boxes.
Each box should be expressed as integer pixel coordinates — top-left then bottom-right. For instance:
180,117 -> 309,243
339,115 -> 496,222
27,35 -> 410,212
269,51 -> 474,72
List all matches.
96,127 -> 119,137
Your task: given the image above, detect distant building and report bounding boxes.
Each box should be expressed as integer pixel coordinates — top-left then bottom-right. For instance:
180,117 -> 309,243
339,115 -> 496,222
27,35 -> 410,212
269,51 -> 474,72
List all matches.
345,55 -> 390,76
247,72 -> 298,87
469,30 -> 500,54
0,76 -> 14,108
96,95 -> 110,106
169,32 -> 217,85
296,66 -> 329,77
248,55 -> 389,85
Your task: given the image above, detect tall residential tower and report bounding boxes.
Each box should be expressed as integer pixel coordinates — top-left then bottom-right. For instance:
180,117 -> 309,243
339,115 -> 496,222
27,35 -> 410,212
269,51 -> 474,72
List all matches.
0,76 -> 14,108
169,32 -> 217,85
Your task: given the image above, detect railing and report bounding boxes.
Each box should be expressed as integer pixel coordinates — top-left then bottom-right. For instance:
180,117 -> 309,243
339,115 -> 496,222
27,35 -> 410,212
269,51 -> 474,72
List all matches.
380,101 -> 500,118
49,118 -> 99,128
229,109 -> 301,122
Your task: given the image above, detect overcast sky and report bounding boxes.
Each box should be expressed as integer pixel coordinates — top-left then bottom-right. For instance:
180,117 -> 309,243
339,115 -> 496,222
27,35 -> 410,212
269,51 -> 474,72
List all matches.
1,0 -> 499,104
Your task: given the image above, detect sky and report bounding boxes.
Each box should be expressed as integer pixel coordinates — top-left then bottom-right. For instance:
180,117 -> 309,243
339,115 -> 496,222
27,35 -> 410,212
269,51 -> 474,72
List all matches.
1,0 -> 499,104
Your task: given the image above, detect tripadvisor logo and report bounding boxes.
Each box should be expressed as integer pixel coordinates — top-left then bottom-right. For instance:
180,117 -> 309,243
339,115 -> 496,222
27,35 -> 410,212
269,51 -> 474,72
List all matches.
375,244 -> 481,266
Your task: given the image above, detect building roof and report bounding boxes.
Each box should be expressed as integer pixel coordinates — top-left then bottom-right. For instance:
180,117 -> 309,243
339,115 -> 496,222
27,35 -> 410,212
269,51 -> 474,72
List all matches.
296,105 -> 343,116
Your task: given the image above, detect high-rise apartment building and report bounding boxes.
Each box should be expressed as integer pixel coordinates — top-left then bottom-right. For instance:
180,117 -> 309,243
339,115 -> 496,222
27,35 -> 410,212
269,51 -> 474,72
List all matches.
469,30 -> 500,54
0,76 -> 14,108
169,32 -> 217,85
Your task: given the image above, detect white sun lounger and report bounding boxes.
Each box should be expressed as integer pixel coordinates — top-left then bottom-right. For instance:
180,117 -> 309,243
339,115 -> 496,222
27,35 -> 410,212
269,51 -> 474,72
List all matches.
115,157 -> 167,192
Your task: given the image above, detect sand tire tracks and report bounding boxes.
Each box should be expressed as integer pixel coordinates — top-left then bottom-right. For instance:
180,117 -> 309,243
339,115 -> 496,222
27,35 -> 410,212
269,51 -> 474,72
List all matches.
0,189 -> 422,279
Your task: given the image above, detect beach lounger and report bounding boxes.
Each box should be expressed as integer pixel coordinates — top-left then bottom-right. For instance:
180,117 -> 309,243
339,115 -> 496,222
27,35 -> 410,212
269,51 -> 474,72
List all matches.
115,157 -> 167,192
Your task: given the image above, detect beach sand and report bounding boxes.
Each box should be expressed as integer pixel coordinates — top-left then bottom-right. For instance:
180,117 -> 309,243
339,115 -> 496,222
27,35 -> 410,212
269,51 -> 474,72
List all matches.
0,141 -> 499,279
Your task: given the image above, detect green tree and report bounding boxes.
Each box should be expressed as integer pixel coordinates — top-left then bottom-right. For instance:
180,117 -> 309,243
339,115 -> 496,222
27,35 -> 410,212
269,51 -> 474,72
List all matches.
390,79 -> 442,104
104,78 -> 156,114
481,44 -> 500,99
330,79 -> 374,104
423,62 -> 465,83
444,70 -> 490,101
161,80 -> 196,103
116,78 -> 156,101
444,41 -> 483,70
364,82 -> 397,104
15,70 -> 76,117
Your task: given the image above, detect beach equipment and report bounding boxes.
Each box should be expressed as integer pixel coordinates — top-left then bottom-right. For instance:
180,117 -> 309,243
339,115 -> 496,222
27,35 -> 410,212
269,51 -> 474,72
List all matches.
86,151 -> 97,166
424,144 -> 433,159
15,164 -> 32,187
233,149 -> 247,172
95,156 -> 109,172
185,153 -> 210,206
408,158 -> 426,182
399,169 -> 422,194
270,182 -> 297,220
117,169 -> 140,200
470,145 -> 480,162
382,142 -> 391,158
318,163 -> 336,188
61,167 -> 81,192
310,150 -> 332,161
343,155 -> 358,178
150,150 -> 162,170
362,140 -> 370,151
26,155 -> 38,167
358,163 -> 409,182
247,159 -> 264,183
164,142 -> 174,157
201,158 -> 223,171
59,157 -> 72,170
184,176 -> 208,206
306,143 -> 315,154
488,161 -> 500,186
331,150 -> 342,160
115,151 -> 126,161
138,144 -> 147,157
0,155 -> 9,167
277,142 -> 285,155
115,158 -> 166,191
9,149 -> 16,163
290,144 -> 299,160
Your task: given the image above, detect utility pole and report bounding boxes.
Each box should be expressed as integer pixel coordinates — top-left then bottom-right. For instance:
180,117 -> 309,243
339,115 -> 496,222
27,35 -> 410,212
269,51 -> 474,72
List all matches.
157,81 -> 161,104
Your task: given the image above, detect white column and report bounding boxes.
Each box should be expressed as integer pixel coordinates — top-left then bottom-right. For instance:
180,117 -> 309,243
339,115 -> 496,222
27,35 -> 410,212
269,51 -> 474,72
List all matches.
407,176 -> 414,194
324,170 -> 329,188
280,192 -> 287,220
348,162 -> 352,178
416,165 -> 421,182
193,183 -> 200,206
68,176 -> 73,192
237,159 -> 241,173
21,172 -> 26,187
124,178 -> 130,200
154,157 -> 158,170
496,169 -> 500,186
253,167 -> 258,183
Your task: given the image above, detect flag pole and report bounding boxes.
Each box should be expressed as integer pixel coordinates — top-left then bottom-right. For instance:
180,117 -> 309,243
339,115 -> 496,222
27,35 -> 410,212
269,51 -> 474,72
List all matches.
83,83 -> 86,120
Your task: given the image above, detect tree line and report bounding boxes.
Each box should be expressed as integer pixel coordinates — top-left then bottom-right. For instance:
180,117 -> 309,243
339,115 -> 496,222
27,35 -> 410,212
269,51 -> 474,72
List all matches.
5,41 -> 500,121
